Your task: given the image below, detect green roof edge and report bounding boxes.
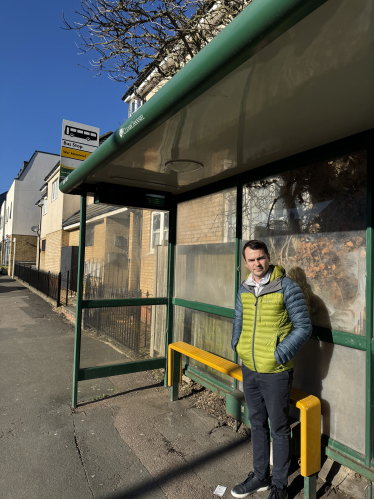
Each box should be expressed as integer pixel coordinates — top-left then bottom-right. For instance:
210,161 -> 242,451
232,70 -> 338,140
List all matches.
60,0 -> 328,195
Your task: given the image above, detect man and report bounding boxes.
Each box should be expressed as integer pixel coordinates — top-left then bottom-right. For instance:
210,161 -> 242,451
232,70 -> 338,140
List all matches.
231,240 -> 312,499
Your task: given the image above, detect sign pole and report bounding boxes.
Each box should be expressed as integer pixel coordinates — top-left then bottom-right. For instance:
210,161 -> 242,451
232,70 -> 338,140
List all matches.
72,190 -> 87,408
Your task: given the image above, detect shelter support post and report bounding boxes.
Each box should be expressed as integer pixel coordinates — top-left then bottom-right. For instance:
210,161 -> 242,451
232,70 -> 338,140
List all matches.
170,348 -> 181,402
234,184 -> 243,390
72,191 -> 87,408
304,473 -> 317,499
366,480 -> 372,499
365,131 -> 373,470
164,200 -> 176,387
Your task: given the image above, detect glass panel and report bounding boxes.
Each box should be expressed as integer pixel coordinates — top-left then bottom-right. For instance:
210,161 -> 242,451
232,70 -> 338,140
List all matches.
80,305 -> 166,368
78,205 -> 168,299
242,151 -> 367,335
173,306 -> 234,388
175,189 -> 236,309
290,341 -> 366,454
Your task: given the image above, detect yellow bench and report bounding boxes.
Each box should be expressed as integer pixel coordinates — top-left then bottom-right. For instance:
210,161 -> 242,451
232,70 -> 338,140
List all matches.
168,341 -> 321,491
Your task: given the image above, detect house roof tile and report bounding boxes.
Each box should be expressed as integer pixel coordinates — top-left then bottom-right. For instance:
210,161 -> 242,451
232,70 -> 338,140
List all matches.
62,203 -> 123,228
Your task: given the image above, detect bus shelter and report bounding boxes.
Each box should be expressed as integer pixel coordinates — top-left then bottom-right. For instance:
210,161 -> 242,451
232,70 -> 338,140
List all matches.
60,0 -> 374,493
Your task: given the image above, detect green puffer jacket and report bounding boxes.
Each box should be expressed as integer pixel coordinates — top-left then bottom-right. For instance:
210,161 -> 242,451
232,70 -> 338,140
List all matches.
231,265 -> 312,373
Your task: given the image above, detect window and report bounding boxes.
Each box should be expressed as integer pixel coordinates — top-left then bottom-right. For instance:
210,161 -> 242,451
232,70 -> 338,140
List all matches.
128,98 -> 142,118
115,236 -> 128,251
150,212 -> 169,252
43,197 -> 47,215
9,202 -> 12,219
41,240 -> 46,251
86,224 -> 95,247
52,180 -> 58,201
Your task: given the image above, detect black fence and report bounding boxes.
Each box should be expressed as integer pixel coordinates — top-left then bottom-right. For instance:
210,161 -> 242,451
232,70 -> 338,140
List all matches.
15,262 -> 153,357
15,263 -> 61,305
60,267 -> 78,307
83,273 -> 143,301
82,274 -> 152,356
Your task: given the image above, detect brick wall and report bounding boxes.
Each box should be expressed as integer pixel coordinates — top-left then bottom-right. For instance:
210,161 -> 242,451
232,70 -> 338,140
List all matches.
0,240 -> 6,265
8,234 -> 37,274
177,193 -> 227,245
69,229 -> 79,247
39,239 -> 46,270
139,210 -> 155,296
102,216 -> 130,288
62,230 -> 70,248
85,220 -> 106,263
66,216 -> 131,288
128,211 -> 142,291
44,230 -> 65,274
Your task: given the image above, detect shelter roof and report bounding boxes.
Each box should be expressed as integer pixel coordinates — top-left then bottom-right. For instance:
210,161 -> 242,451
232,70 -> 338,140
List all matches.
60,0 -> 374,199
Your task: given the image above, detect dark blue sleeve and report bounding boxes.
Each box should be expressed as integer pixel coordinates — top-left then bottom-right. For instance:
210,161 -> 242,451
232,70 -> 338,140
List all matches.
231,288 -> 243,351
274,277 -> 312,363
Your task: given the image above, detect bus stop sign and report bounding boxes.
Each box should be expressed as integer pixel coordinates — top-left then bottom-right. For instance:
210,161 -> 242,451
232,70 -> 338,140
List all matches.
60,119 -> 100,183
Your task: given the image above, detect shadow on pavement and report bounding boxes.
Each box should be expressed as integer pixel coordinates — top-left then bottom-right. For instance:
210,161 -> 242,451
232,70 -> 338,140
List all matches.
316,458 -> 342,499
75,381 -> 164,408
0,285 -> 26,293
103,436 -> 251,499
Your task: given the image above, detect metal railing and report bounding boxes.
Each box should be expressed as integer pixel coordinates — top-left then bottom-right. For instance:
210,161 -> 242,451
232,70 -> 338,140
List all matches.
60,257 -> 104,306
82,273 -> 152,355
15,263 -> 61,306
15,261 -> 153,357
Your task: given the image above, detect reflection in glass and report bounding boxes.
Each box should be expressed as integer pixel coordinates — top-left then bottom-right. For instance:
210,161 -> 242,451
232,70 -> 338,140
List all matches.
151,211 -> 169,251
174,306 -> 234,387
242,151 -> 367,335
80,305 -> 166,368
175,189 -> 236,309
152,213 -> 161,247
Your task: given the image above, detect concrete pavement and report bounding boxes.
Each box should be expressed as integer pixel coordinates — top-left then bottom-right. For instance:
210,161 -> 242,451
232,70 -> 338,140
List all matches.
0,275 -> 367,499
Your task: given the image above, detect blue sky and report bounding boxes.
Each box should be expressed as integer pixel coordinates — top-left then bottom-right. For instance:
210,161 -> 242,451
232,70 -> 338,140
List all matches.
0,0 -> 129,194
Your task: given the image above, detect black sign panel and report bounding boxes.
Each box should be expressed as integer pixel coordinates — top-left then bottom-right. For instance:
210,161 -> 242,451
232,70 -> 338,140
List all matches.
94,183 -> 174,211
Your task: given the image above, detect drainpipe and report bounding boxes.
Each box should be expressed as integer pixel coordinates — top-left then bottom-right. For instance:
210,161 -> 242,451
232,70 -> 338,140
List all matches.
38,204 -> 42,270
12,237 -> 16,279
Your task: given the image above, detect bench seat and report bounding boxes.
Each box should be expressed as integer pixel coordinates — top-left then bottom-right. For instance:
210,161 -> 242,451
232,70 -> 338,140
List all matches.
168,341 -> 321,479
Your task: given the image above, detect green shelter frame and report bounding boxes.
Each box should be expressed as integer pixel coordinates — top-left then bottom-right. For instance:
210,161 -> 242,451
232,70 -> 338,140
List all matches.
60,0 -> 374,495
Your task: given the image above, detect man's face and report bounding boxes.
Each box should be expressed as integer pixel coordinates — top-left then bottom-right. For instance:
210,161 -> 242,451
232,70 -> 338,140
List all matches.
244,248 -> 271,281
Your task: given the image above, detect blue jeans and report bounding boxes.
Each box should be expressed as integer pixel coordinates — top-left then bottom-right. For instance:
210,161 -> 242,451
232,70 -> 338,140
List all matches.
242,365 -> 294,489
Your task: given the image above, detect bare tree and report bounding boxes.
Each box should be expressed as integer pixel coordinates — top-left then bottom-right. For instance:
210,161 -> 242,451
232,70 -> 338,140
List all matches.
63,0 -> 248,88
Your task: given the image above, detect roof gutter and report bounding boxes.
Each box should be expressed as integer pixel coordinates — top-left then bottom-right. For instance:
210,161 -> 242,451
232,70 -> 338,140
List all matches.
60,0 -> 329,195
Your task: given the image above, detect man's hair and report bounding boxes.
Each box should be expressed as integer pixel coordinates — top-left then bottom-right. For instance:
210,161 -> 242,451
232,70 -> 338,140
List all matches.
242,240 -> 270,260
